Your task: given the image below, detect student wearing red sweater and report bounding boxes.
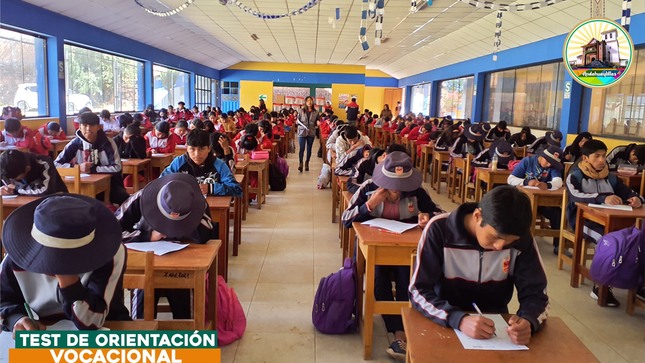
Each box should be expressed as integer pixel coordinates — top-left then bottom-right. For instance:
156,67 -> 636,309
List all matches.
416,124 -> 435,156
407,121 -> 424,141
38,122 -> 67,141
1,118 -> 51,156
145,121 -> 176,156
170,120 -> 188,145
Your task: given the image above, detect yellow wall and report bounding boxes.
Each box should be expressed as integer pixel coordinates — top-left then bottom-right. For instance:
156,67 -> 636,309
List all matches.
0,117 -> 57,132
331,84 -> 365,117
240,80 -> 273,110
364,87 -> 385,116
365,69 -> 393,78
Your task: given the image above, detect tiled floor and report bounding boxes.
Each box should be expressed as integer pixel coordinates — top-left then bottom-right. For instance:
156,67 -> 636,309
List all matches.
221,150 -> 645,363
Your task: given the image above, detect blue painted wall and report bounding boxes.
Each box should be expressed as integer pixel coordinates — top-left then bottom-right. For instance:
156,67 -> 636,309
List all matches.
399,12 -> 645,141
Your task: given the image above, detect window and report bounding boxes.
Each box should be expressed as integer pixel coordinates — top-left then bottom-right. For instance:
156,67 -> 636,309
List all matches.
438,76 -> 474,119
221,81 -> 239,99
195,75 -> 214,112
588,49 -> 645,139
153,65 -> 189,110
65,44 -> 143,114
0,28 -> 48,117
483,63 -> 564,129
410,83 -> 431,115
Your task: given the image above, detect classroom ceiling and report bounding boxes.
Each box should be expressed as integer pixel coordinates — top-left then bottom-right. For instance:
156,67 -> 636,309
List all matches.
23,0 -> 642,79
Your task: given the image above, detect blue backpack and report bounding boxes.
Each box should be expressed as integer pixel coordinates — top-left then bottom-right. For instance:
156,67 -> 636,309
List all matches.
590,226 -> 644,289
312,258 -> 357,334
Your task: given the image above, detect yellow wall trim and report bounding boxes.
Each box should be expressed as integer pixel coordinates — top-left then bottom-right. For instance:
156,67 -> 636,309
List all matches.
365,69 -> 393,78
228,62 -> 366,74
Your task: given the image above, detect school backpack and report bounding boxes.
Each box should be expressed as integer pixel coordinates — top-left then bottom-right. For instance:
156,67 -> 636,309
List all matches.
216,275 -> 247,346
268,162 -> 287,191
275,156 -> 289,178
312,258 -> 357,334
590,226 -> 644,289
317,163 -> 331,189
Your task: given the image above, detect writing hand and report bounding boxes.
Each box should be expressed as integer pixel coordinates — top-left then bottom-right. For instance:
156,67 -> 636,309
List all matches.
13,316 -> 46,338
458,315 -> 496,339
536,182 -> 548,190
527,179 -> 539,187
506,315 -> 531,345
418,213 -> 430,228
79,162 -> 93,173
1,185 -> 15,195
628,196 -> 642,208
604,195 -> 622,205
199,184 -> 209,195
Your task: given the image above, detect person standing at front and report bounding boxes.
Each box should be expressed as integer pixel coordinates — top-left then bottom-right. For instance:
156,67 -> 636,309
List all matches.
296,96 -> 319,172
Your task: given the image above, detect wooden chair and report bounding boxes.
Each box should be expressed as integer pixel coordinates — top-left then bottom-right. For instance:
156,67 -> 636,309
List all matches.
557,184 -> 594,279
626,288 -> 645,315
57,165 -> 81,194
463,156 -> 476,203
123,250 -> 155,321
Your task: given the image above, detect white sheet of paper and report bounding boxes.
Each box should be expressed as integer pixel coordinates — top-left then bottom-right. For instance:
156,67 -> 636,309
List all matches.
125,241 -> 189,256
0,331 -> 14,363
454,314 -> 529,351
361,218 -> 418,234
588,203 -> 633,211
151,153 -> 166,157
1,195 -> 17,199
46,320 -> 78,330
64,174 -> 90,179
521,186 -> 540,189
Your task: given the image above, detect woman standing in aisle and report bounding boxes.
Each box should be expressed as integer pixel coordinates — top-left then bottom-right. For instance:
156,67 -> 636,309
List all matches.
296,96 -> 319,172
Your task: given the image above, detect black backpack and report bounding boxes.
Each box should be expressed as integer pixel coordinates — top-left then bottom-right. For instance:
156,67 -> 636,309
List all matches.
269,162 -> 286,191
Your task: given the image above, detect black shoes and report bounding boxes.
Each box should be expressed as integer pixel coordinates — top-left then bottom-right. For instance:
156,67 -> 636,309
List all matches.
298,163 -> 303,172
305,162 -> 309,171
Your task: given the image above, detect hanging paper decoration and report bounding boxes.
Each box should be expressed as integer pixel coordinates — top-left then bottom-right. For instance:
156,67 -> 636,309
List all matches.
359,0 -> 369,50
492,11 -> 503,61
458,0 -> 567,12
621,0 -> 632,31
590,0 -> 605,18
374,0 -> 385,45
134,0 -> 195,17
221,0 -> 322,20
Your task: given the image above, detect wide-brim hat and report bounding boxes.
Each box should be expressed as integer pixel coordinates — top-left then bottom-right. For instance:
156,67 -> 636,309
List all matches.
371,151 -> 422,192
489,139 -> 514,165
463,124 -> 485,141
2,194 -> 122,275
537,145 -> 564,170
546,131 -> 563,146
141,173 -> 206,238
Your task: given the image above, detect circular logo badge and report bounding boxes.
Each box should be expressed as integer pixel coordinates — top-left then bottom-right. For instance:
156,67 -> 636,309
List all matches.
563,18 -> 634,88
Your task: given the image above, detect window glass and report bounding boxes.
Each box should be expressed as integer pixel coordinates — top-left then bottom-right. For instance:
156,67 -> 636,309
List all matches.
153,65 -> 189,110
438,76 -> 473,118
410,83 -> 431,115
195,75 -> 214,112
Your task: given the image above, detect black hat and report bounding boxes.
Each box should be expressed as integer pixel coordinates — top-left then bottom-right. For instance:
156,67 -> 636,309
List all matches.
463,124 -> 485,141
3,195 -> 122,275
537,145 -> 564,170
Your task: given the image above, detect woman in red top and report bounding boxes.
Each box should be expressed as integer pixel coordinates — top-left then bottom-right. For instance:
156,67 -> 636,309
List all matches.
144,121 -> 176,155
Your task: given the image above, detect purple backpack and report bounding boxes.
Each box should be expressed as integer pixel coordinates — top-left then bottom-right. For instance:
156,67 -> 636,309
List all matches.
312,258 -> 357,334
590,226 -> 644,289
276,156 -> 289,178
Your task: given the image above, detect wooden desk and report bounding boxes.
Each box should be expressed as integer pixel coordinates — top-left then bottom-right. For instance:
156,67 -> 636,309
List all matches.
518,187 -> 564,238
104,321 -> 158,330
0,145 -> 28,153
64,173 -> 111,203
248,159 -> 268,209
336,176 -> 350,237
232,174 -> 244,256
571,203 -> 645,306
127,240 -> 220,330
121,158 -> 151,193
50,139 -> 70,157
402,307 -> 599,363
206,196 -> 232,280
150,153 -> 174,175
2,196 -> 40,218
419,144 -> 433,182
331,161 -> 338,223
235,160 -> 249,220
354,222 -> 423,359
174,144 -> 187,158
448,156 -> 467,203
431,151 -> 450,194
474,168 -> 512,202
612,171 -> 641,192
341,191 -> 356,261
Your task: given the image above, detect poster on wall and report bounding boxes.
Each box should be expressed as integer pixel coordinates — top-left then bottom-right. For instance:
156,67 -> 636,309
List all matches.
338,94 -> 358,109
563,18 -> 634,88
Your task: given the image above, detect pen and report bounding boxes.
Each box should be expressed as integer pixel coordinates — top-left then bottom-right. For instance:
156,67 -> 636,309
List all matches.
23,302 -> 39,330
472,302 -> 496,337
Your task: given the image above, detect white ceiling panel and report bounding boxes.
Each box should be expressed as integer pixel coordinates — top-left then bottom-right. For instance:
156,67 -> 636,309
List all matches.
21,0 -> 644,79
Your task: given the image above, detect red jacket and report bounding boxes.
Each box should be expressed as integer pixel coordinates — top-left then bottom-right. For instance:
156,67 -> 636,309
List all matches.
38,123 -> 67,140
320,120 -> 332,139
144,131 -> 176,154
408,126 -> 422,141
176,109 -> 194,121
0,126 -> 51,156
169,128 -> 187,145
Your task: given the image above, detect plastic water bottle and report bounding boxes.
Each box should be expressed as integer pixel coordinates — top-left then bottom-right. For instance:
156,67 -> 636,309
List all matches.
491,154 -> 498,171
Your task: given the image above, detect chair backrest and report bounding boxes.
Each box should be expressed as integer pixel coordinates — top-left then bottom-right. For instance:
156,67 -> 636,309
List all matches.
513,146 -> 527,159
57,165 -> 81,194
563,162 -> 574,180
639,171 -> 645,196
123,250 -> 155,321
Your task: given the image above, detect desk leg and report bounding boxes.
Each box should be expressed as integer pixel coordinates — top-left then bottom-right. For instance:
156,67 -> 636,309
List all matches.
104,184 -> 111,204
363,245 -> 375,360
233,196 -> 241,256
356,242 -> 365,333
571,208 -> 585,288
194,270 -> 206,330
530,195 -> 538,235
217,210 -> 229,281
474,176 -> 482,202
208,259 -> 218,330
133,167 -> 139,192
331,173 -> 338,223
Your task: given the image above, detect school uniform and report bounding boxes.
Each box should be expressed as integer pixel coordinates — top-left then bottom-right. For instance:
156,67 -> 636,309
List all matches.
55,129 -> 129,205
114,135 -> 147,160
409,203 -> 549,332
169,129 -> 187,145
144,131 -> 176,154
100,118 -> 121,133
1,126 -> 51,156
161,153 -> 242,197
606,144 -> 643,171
449,135 -> 484,159
334,132 -> 371,166
1,153 -> 68,196
37,124 -> 66,140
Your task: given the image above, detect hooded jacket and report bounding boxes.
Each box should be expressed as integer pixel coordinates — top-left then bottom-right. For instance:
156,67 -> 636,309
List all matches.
1,153 -> 68,196
606,144 -> 643,171
160,153 -> 242,197
54,129 -> 122,175
409,203 -> 549,333
509,127 -> 537,147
